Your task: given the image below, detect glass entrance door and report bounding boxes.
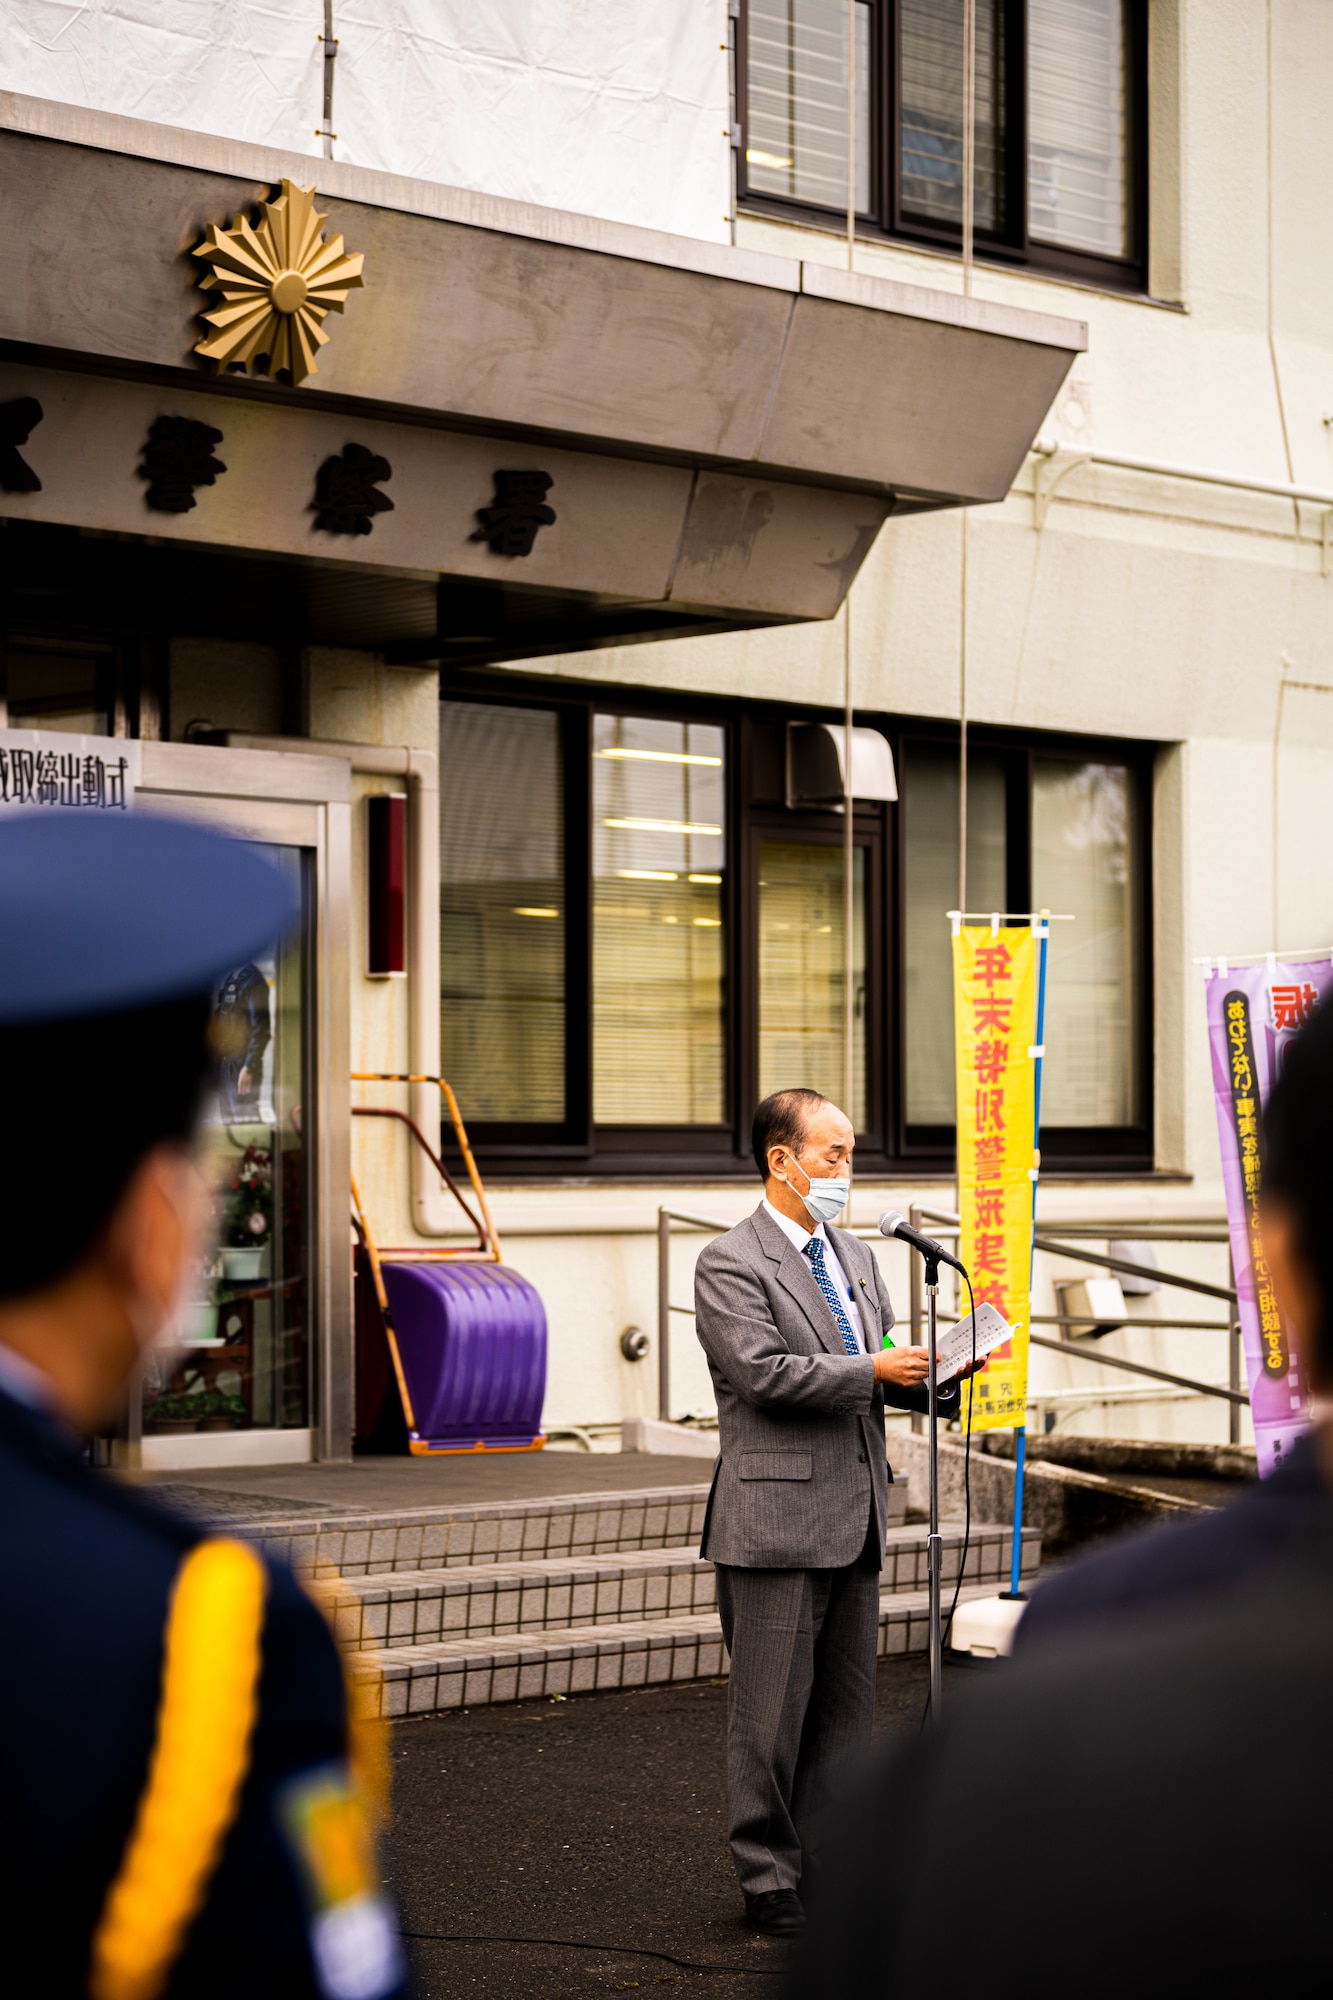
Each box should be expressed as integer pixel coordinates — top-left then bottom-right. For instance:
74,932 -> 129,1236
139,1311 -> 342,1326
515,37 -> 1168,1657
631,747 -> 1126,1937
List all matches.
143,844 -> 312,1445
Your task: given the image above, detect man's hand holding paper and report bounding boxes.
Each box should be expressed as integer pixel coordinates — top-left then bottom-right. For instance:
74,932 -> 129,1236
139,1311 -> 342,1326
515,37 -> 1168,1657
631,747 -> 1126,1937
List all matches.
933,1302 -> 1017,1386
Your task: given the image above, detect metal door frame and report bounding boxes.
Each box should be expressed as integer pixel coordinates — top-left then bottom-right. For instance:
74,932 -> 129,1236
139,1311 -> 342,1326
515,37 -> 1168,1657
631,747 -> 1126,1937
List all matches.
133,742 -> 353,1464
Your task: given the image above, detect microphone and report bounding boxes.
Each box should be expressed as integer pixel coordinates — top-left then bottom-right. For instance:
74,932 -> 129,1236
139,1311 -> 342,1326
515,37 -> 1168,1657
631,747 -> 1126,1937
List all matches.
878,1210 -> 967,1275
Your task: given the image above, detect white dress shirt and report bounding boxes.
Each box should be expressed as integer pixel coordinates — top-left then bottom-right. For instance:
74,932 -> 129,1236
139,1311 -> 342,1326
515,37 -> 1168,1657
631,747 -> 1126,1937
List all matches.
761,1197 -> 864,1354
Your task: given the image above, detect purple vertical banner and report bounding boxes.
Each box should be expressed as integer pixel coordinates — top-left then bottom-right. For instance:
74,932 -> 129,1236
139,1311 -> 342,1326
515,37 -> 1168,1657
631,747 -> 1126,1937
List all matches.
1206,959 -> 1331,1475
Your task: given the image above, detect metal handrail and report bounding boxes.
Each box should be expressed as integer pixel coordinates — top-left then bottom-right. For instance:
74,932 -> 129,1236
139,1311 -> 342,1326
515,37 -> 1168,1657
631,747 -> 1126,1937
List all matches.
657,1207 -> 732,1421
908,1202 -> 1247,1426
1031,1235 -> 1236,1303
1020,1223 -> 1231,1241
1033,1313 -> 1232,1332
657,1201 -> 1249,1429
1026,1333 -> 1248,1407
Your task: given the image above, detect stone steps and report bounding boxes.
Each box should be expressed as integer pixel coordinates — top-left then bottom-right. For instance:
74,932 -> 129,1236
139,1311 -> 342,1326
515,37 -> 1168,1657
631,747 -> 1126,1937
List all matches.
230,1480 -> 1039,1719
354,1580 -> 1018,1719
331,1546 -> 715,1650
332,1519 -> 1033,1652
244,1482 -> 717,1578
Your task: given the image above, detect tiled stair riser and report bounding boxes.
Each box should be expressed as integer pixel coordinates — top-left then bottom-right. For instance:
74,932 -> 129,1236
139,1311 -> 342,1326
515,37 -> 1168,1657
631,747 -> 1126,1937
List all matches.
247,1481 -> 906,1581
331,1522 -> 1031,1652
346,1529 -> 1040,1719
333,1551 -> 717,1651
361,1572 -> 1037,1721
235,1483 -> 1037,1723
249,1486 -> 715,1579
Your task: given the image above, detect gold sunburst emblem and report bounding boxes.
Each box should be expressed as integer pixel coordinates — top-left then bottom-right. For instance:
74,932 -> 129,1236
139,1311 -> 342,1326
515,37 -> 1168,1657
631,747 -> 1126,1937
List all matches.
192,179 -> 365,387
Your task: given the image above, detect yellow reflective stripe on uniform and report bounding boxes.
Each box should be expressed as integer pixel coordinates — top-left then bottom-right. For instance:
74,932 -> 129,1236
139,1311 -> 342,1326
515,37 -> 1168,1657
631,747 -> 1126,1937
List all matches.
347,1680 -> 392,1833
89,1538 -> 268,2000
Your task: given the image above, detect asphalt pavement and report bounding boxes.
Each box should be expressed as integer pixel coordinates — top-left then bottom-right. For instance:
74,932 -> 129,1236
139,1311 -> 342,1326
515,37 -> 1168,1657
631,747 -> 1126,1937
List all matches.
387,1652 -> 985,2000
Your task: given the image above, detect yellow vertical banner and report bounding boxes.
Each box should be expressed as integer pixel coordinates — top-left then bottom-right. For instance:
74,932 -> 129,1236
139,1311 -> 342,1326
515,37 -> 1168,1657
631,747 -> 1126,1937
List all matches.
952,926 -> 1040,1432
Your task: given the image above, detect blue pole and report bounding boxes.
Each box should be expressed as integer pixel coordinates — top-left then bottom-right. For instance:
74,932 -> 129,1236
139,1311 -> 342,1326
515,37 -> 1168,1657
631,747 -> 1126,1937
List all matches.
1008,914 -> 1050,1599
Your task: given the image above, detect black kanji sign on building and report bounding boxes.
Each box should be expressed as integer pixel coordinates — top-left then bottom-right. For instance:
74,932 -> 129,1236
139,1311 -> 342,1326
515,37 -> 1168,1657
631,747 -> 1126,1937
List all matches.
0,745 -> 132,811
140,415 -> 227,513
313,443 -> 395,535
471,470 -> 556,557
0,397 -> 44,494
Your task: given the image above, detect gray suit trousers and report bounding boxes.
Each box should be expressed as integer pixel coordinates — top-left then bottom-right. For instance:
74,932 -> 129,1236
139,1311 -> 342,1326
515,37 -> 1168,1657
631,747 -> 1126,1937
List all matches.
715,1525 -> 881,1895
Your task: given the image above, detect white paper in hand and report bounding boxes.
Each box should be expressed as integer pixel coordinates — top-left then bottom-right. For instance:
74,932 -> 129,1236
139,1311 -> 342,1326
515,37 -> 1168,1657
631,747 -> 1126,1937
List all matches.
934,1302 -> 1017,1385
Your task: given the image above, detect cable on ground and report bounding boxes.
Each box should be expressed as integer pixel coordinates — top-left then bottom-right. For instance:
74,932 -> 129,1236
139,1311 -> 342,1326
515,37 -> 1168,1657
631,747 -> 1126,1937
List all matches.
401,1929 -> 785,1975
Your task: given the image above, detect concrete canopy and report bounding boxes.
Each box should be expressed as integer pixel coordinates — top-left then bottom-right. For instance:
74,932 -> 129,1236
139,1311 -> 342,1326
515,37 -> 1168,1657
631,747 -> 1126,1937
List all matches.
0,93 -> 1087,662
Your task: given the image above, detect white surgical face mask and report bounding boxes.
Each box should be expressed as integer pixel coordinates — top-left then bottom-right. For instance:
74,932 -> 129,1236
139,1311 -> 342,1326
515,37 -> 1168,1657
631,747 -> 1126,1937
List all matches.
130,1153 -> 216,1361
785,1155 -> 851,1226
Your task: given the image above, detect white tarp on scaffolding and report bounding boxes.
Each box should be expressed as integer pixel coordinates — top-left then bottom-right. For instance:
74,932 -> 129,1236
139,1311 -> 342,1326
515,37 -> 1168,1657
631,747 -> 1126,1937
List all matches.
3,0 -> 731,240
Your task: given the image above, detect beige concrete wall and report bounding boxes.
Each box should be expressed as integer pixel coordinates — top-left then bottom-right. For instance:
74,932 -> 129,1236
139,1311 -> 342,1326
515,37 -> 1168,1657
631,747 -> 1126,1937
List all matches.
170,5 -> 1330,1443
462,2 -> 1333,1439
168,637 -> 286,742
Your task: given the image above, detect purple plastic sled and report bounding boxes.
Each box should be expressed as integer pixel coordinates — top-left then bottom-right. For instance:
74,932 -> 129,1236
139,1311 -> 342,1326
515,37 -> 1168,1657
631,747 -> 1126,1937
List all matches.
379,1261 -> 547,1452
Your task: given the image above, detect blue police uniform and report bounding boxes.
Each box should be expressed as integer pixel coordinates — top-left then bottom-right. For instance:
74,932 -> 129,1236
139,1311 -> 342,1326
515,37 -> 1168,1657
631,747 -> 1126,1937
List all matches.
0,811 -> 407,2000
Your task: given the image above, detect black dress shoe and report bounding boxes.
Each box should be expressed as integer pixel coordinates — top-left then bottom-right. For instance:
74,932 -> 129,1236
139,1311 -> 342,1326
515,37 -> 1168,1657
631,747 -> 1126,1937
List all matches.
744,1889 -> 806,1936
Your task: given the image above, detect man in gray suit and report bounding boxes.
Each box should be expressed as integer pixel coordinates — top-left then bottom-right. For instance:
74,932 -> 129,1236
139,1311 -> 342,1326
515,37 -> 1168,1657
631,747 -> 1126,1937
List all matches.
695,1087 -> 962,1937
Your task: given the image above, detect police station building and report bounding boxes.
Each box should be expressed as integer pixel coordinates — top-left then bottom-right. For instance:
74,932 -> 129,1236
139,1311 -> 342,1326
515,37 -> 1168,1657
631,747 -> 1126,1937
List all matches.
3,2 -> 1330,1466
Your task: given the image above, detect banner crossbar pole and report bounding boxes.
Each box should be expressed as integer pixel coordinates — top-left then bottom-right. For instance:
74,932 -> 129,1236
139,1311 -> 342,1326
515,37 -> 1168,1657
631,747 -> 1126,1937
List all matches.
1196,945 -> 1333,969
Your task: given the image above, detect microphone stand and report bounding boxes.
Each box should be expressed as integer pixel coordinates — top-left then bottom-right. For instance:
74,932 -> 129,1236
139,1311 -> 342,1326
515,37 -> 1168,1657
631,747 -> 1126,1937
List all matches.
924,1252 -> 943,1720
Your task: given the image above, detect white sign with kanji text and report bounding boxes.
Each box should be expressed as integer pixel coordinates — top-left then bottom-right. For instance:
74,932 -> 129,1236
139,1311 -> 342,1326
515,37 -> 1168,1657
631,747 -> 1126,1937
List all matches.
0,728 -> 139,816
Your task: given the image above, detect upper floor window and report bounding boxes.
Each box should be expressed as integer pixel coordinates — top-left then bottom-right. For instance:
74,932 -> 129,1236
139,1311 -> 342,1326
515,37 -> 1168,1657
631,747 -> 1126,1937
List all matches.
741,0 -> 1145,289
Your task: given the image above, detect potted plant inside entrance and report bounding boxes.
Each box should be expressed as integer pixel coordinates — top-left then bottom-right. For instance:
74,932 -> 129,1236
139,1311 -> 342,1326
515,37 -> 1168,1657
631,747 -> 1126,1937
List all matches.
221,1143 -> 274,1282
146,1393 -> 201,1434
196,1390 -> 249,1433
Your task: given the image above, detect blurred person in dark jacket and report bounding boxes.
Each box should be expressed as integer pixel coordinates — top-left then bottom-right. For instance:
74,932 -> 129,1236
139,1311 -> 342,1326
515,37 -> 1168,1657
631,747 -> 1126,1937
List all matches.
0,812 -> 406,2000
789,999 -> 1333,1997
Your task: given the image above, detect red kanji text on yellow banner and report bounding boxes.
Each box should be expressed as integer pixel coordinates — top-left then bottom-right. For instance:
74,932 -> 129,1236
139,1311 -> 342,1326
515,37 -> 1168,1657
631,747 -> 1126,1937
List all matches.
951,927 -> 1040,1432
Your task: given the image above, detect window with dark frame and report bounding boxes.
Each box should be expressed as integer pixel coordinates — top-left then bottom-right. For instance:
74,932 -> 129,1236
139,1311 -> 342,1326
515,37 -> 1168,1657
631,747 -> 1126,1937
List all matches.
739,0 -> 1146,292
438,701 -> 570,1128
1,643 -> 116,735
0,635 -> 162,739
438,690 -> 1153,1178
592,715 -> 728,1127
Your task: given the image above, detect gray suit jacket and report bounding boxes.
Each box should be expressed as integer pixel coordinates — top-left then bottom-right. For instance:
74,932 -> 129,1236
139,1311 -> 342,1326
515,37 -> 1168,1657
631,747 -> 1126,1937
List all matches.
694,1204 -> 957,1570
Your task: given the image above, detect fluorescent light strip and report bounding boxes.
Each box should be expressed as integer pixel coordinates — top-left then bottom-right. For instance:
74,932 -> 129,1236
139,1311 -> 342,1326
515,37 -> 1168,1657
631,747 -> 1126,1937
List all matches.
603,817 -> 723,836
513,906 -> 560,918
616,868 -> 679,881
688,873 -> 723,885
595,748 -> 723,767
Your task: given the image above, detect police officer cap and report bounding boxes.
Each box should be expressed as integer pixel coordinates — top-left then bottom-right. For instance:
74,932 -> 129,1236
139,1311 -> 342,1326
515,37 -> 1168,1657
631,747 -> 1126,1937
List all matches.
0,811 -> 297,1026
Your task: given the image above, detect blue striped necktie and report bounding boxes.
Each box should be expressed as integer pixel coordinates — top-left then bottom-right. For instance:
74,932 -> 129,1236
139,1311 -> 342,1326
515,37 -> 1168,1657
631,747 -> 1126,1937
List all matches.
804,1236 -> 860,1356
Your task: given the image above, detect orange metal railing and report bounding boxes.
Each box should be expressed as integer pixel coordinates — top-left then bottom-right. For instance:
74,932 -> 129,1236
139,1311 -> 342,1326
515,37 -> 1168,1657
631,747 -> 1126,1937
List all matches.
349,1073 -> 502,1274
